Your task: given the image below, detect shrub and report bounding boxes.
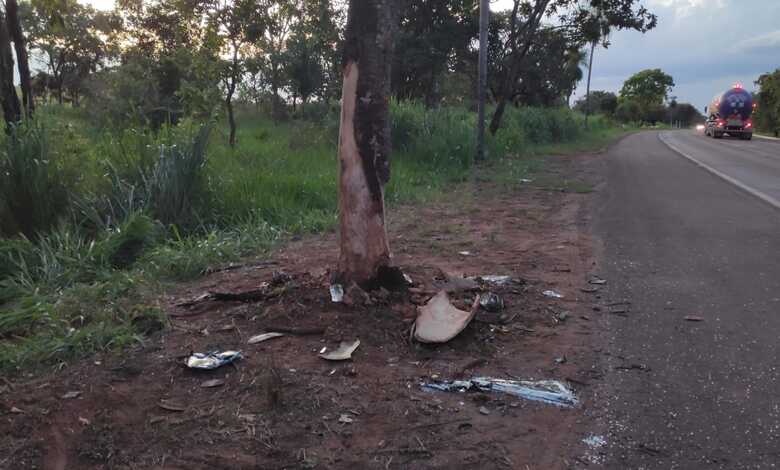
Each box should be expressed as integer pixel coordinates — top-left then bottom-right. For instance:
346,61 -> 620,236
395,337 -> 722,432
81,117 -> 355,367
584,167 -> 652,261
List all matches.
0,121 -> 70,238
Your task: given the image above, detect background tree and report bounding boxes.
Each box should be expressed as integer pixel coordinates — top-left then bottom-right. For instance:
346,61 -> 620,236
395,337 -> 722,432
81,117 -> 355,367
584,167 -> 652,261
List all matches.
6,0 -> 32,115
754,69 -> 780,137
488,0 -> 657,135
0,3 -> 20,125
619,68 -> 674,109
337,0 -> 398,287
574,90 -> 618,115
211,0 -> 266,147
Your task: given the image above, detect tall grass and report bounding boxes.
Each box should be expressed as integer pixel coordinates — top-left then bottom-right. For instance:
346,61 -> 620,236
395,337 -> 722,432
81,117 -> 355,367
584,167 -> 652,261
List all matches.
0,101 -> 627,373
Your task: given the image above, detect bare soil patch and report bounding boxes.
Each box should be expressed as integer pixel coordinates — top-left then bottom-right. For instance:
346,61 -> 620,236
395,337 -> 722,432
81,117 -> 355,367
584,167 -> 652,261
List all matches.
1,153 -> 607,469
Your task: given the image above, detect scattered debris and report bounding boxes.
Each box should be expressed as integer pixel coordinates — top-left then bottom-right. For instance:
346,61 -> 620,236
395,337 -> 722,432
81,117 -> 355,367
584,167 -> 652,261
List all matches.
422,377 -> 578,407
338,414 -> 354,424
684,315 -> 704,322
186,351 -> 243,370
476,275 -> 512,286
248,332 -> 286,344
319,339 -> 361,361
62,391 -> 81,400
270,270 -> 291,286
615,363 -> 651,372
519,178 -> 533,183
588,277 -> 607,285
414,291 -> 479,343
78,417 -> 90,426
442,275 -> 480,293
479,292 -> 504,312
200,379 -> 225,388
478,406 -> 490,415
158,399 -> 186,412
580,286 -> 599,293
583,435 -> 606,449
543,290 -> 563,299
329,284 -> 344,303
555,311 -> 570,322
458,251 -> 472,256
10,406 -> 24,414
403,273 -> 414,286
554,355 -> 567,364
260,326 -> 325,336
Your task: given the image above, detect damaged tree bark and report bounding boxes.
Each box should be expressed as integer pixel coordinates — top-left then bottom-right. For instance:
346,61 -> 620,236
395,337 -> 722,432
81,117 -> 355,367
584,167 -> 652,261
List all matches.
336,0 -> 397,288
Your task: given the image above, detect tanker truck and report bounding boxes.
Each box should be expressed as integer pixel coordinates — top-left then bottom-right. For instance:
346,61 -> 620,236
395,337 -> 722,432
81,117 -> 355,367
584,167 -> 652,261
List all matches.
704,84 -> 753,140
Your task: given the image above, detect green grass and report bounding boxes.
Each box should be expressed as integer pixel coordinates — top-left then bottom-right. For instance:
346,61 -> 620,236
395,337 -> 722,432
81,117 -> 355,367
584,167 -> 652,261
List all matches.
0,102 -> 628,374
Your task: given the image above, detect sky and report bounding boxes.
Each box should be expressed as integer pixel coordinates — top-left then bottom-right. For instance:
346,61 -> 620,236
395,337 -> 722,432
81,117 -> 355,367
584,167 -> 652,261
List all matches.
82,0 -> 779,110
494,0 -> 780,110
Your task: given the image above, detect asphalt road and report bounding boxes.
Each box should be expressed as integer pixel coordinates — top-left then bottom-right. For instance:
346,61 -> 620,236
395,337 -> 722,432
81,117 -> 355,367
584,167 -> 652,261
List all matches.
594,131 -> 780,469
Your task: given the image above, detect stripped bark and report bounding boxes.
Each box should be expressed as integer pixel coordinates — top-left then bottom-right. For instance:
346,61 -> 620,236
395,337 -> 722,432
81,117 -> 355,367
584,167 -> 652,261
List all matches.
336,0 -> 397,287
0,9 -> 20,127
6,0 -> 32,116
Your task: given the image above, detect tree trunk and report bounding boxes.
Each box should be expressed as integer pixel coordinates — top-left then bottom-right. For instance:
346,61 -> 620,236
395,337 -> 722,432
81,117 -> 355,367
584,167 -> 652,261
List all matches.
226,97 -> 236,147
6,0 -> 32,116
476,0 -> 489,161
584,41 -> 595,128
489,0 -> 550,135
336,0 -> 397,287
0,10 -> 20,127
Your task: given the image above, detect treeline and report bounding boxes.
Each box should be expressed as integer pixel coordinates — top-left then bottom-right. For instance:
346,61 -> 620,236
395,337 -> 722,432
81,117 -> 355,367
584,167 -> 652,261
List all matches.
574,68 -> 703,127
754,69 -> 780,137
0,0 -> 657,139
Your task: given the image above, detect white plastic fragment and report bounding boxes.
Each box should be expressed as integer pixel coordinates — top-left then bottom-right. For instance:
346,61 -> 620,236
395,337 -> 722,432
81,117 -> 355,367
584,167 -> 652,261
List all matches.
186,351 -> 242,370
543,290 -> 564,299
247,332 -> 285,344
329,284 -> 344,302
319,339 -> 360,361
414,291 -> 479,343
422,377 -> 578,407
583,434 -> 606,449
458,251 -> 472,256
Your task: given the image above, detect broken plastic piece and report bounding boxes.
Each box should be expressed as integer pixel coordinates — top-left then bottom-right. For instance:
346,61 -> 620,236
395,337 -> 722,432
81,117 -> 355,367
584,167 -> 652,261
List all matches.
319,339 -> 360,361
186,351 -> 242,370
458,251 -> 472,256
248,332 -> 285,344
414,291 -> 479,343
403,273 -> 414,285
479,292 -> 504,312
589,277 -> 607,285
329,284 -> 344,303
62,391 -> 81,399
422,377 -> 578,407
543,290 -> 563,299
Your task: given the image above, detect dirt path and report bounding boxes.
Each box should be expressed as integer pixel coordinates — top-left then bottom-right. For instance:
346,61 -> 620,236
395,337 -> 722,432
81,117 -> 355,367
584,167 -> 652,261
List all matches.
2,152 -> 610,469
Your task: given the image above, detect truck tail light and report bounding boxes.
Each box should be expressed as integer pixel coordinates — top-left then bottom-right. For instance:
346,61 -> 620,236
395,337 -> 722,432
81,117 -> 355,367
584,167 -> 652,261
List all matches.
746,120 -> 752,129
717,119 -> 726,127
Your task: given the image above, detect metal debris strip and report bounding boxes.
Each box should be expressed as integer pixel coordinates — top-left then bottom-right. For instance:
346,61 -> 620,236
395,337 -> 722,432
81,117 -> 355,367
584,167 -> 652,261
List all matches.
247,332 -> 285,344
422,377 -> 578,408
475,275 -> 512,286
543,290 -> 564,299
186,351 -> 243,370
329,284 -> 344,303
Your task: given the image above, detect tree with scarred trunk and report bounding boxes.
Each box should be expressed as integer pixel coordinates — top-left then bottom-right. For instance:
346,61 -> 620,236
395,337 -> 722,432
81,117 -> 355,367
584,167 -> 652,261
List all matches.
336,0 -> 398,288
0,5 -> 20,126
5,0 -> 32,116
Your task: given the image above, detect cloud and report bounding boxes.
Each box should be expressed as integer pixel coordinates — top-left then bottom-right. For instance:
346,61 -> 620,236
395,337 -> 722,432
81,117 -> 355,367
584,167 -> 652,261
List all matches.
647,0 -> 725,18
729,30 -> 780,54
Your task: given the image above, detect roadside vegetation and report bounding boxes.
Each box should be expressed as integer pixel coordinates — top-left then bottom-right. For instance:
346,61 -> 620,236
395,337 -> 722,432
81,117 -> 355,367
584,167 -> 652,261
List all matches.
0,102 -> 623,372
0,0 -> 657,373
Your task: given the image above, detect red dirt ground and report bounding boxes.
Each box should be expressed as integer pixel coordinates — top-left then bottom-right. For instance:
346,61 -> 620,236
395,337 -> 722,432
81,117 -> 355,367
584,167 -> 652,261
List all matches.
1,152 -> 609,470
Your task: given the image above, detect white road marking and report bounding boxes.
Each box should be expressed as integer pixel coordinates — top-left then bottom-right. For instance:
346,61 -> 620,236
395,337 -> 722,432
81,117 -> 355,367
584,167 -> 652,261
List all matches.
658,132 -> 780,210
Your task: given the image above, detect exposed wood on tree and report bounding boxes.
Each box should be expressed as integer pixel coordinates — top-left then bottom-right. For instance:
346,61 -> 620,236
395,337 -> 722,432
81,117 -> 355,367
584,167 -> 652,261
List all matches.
5,0 -> 32,116
0,8 -> 20,127
336,0 -> 398,288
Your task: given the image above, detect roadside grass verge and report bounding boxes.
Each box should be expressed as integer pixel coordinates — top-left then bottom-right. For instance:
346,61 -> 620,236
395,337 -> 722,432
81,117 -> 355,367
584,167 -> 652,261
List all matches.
0,103 -> 626,373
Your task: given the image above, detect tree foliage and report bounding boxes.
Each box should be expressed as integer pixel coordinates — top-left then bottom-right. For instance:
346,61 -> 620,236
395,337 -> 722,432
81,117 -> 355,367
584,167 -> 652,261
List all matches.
619,68 -> 674,108
754,69 -> 780,136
